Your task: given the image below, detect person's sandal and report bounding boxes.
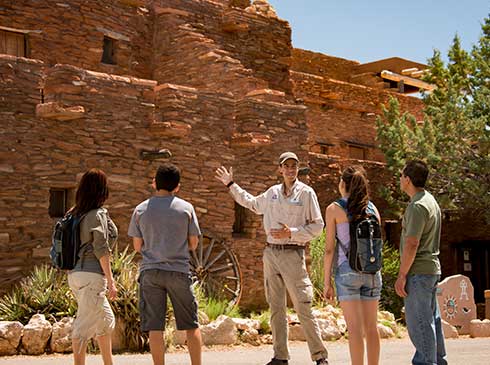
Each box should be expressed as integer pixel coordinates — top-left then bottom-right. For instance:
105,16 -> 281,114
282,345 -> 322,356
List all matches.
316,359 -> 329,365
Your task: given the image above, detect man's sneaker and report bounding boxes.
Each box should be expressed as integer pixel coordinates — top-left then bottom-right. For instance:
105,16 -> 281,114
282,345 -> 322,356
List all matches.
316,359 -> 329,365
265,358 -> 288,365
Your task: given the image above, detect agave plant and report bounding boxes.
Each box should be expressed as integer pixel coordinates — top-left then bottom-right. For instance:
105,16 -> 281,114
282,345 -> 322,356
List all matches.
110,244 -> 147,351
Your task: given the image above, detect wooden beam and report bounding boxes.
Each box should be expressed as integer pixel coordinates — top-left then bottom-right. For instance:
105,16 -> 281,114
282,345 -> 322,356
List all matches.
401,67 -> 419,75
410,70 -> 425,78
380,70 -> 435,91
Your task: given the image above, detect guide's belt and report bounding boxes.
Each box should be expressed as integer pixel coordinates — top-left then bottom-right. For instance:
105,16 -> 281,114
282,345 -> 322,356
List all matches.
266,243 -> 305,250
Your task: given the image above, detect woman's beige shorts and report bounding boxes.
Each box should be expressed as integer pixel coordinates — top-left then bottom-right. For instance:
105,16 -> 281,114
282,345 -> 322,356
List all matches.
68,271 -> 115,341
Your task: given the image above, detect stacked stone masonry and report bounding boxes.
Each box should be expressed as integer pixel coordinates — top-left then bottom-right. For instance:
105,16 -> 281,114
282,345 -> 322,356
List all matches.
1,0 -> 488,308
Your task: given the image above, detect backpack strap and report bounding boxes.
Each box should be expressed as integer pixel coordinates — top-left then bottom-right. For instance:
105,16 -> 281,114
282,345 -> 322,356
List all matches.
333,198 -> 350,257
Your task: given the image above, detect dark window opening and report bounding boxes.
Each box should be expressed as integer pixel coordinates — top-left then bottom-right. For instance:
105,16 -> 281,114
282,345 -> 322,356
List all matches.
101,36 -> 117,65
233,203 -> 246,235
0,30 -> 27,57
319,144 -> 329,155
49,188 -> 69,218
348,145 -> 366,160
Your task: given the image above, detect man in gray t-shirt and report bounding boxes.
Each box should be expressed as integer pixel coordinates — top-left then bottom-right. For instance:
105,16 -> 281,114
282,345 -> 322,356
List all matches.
128,163 -> 202,365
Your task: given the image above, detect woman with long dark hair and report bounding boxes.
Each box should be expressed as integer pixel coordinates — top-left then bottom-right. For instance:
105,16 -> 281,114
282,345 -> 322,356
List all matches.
68,168 -> 118,365
323,165 -> 382,365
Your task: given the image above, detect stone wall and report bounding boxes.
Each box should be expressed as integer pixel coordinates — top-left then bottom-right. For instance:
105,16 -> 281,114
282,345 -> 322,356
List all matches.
152,0 -> 292,96
0,0 -> 153,78
291,70 -> 424,161
292,49 -> 359,83
0,55 -> 309,307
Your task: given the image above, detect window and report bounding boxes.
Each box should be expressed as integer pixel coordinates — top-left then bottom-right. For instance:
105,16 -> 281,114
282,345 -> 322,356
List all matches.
348,145 -> 366,160
49,188 -> 69,218
0,30 -> 27,57
101,36 -> 117,65
319,144 -> 329,155
233,203 -> 246,235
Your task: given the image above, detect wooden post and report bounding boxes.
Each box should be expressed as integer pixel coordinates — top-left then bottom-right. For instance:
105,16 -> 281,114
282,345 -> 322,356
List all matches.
485,290 -> 490,319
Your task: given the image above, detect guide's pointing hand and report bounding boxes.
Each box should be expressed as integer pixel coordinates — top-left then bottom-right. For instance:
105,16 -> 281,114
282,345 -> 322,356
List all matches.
215,166 -> 233,186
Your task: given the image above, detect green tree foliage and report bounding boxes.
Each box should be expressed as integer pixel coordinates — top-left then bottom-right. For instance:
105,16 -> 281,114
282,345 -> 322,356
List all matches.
376,15 -> 490,221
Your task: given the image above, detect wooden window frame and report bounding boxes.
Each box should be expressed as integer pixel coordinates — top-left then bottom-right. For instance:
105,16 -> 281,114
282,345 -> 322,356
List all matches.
0,29 -> 27,57
101,36 -> 117,65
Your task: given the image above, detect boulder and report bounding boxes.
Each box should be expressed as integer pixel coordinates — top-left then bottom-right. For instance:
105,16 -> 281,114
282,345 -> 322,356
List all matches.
437,275 -> 476,335
316,319 -> 342,341
0,321 -> 23,355
377,323 -> 395,339
230,317 -> 260,331
378,311 -> 395,322
288,324 -> 306,341
201,315 -> 238,346
442,319 -> 458,339
173,329 -> 186,346
50,317 -> 73,353
21,314 -> 52,355
110,317 -> 126,352
241,328 -> 261,345
469,319 -> 490,338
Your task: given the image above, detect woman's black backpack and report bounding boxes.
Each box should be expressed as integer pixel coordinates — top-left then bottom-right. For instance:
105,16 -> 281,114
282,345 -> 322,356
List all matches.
335,199 -> 383,274
50,213 -> 84,270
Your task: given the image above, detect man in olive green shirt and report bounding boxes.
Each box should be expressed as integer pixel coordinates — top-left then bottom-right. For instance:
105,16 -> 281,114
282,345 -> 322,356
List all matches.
395,160 -> 447,365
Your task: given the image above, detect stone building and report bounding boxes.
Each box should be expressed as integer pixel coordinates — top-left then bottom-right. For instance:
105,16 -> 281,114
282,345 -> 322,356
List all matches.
1,0 -> 488,308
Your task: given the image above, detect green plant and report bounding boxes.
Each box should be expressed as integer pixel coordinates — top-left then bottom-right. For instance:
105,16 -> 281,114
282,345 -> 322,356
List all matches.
376,14 -> 490,223
0,265 -> 75,323
309,232 -> 326,306
110,244 -> 147,351
250,309 -> 271,334
199,296 -> 241,321
380,242 -> 404,319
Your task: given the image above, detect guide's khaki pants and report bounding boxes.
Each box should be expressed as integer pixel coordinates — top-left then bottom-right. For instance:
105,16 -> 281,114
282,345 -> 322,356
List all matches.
263,246 -> 328,361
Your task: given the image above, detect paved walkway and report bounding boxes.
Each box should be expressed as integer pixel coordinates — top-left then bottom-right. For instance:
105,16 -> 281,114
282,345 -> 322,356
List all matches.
0,337 -> 488,364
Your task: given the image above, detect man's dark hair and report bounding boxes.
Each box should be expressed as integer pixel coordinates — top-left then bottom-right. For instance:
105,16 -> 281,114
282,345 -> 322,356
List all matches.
155,163 -> 180,191
403,160 -> 429,188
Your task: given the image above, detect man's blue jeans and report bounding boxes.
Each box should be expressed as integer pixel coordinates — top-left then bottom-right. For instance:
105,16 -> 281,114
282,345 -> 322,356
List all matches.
404,274 -> 448,365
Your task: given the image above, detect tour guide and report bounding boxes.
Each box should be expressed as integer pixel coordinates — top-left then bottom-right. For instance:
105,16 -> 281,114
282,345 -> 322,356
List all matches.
215,152 -> 329,365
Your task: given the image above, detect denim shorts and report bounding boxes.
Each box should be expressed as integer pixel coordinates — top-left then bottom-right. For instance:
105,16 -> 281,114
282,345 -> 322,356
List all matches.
334,260 -> 382,301
139,269 -> 199,332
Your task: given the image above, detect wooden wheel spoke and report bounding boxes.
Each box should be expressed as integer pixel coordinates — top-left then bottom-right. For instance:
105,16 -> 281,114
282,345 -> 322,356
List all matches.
208,262 -> 233,273
189,233 -> 242,306
202,238 -> 215,266
198,236 -> 204,265
191,248 -> 199,267
225,276 -> 239,280
224,286 -> 239,295
203,249 -> 227,271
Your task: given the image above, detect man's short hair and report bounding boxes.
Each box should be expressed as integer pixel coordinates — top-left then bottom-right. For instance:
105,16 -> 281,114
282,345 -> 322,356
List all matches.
403,160 -> 429,188
155,163 -> 180,191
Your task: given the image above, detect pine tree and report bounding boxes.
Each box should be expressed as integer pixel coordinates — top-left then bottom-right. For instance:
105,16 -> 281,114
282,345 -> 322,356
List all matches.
376,14 -> 490,222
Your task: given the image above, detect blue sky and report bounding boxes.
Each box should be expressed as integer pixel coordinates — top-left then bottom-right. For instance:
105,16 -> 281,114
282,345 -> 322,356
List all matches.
267,0 -> 490,65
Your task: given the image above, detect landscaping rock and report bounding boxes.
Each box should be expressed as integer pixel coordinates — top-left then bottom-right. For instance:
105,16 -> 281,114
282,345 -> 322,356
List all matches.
111,317 -> 125,352
469,319 -> 490,338
437,275 -> 476,335
442,319 -> 459,339
173,329 -> 186,346
288,324 -> 306,341
317,319 -> 342,341
201,315 -> 238,346
50,317 -> 73,353
377,323 -> 395,339
0,321 -> 23,355
21,314 -> 52,355
230,317 -> 260,331
241,328 -> 261,345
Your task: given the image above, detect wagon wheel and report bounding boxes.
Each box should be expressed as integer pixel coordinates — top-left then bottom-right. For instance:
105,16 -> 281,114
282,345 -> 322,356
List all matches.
190,233 -> 242,307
